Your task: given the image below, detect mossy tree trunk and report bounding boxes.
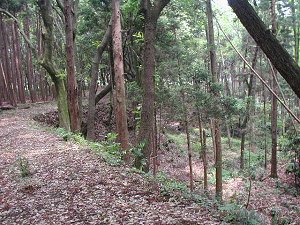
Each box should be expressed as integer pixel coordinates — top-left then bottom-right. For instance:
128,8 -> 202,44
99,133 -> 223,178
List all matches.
64,0 -> 80,132
37,0 -> 70,131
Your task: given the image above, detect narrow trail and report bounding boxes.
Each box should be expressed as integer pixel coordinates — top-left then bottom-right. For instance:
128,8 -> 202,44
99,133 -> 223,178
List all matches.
0,103 -> 218,225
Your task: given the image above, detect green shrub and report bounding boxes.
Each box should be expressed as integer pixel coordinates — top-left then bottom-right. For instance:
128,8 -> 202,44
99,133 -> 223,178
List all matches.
219,203 -> 266,225
155,172 -> 189,196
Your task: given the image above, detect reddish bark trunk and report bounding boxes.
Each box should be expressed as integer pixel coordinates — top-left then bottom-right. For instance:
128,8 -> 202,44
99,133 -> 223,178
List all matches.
12,21 -> 26,103
64,0 -> 80,132
112,0 -> 130,152
0,15 -> 16,106
24,11 -> 37,103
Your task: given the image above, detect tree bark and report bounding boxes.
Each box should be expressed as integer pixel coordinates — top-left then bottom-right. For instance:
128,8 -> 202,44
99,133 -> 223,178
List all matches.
36,15 -> 47,101
240,46 -> 259,170
64,0 -> 80,132
228,0 -> 300,99
270,0 -> 278,178
87,17 -> 112,140
24,10 -> 37,103
134,0 -> 170,172
12,21 -> 26,103
0,15 -> 16,106
112,0 -> 130,152
8,20 -> 19,104
207,0 -> 222,200
202,130 -> 208,190
38,0 -> 70,131
185,109 -> 193,192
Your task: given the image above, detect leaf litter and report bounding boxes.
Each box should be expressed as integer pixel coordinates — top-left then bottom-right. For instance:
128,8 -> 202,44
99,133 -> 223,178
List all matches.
0,103 -> 219,225
1,102 -> 299,224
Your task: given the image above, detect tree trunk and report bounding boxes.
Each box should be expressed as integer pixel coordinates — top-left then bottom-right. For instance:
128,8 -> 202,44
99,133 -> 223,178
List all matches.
202,130 -> 208,190
86,18 -> 112,140
240,46 -> 259,170
153,105 -> 158,176
263,85 -> 268,169
207,0 -> 222,200
185,111 -> 193,192
8,20 -> 19,104
270,0 -> 278,178
38,0 -> 70,131
135,0 -> 170,172
13,21 -> 26,103
24,10 -> 37,103
0,15 -> 16,106
228,0 -> 300,99
64,0 -> 80,132
112,0 -> 130,151
37,15 -> 47,101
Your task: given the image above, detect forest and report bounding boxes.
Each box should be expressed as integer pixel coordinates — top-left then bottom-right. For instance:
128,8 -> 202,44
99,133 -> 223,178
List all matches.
0,0 -> 300,224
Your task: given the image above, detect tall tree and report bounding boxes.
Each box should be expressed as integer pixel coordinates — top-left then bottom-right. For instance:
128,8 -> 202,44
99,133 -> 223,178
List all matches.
134,0 -> 170,172
206,0 -> 222,200
0,14 -> 16,106
112,0 -> 130,151
240,46 -> 259,170
24,6 -> 37,103
270,0 -> 278,178
64,0 -> 80,132
38,0 -> 70,131
86,18 -> 112,140
12,20 -> 26,103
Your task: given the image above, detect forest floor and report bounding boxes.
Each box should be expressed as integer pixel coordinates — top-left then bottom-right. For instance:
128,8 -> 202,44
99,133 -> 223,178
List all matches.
0,101 -> 299,225
0,102 -> 220,225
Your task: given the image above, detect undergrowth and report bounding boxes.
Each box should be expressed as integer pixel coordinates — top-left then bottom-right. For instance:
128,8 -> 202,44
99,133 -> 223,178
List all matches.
53,128 -> 124,166
219,203 -> 266,225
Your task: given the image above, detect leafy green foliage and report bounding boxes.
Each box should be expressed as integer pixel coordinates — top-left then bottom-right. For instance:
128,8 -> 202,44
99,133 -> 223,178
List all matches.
53,127 -> 124,166
99,133 -> 123,165
130,142 -> 145,159
219,203 -> 266,225
155,172 -> 189,196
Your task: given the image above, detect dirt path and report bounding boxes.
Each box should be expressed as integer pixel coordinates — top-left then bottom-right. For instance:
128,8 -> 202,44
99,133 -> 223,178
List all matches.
0,103 -> 219,225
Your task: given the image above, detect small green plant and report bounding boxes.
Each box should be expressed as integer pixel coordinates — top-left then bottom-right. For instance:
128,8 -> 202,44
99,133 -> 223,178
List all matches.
129,142 -> 146,170
101,133 -> 123,165
155,172 -> 189,196
219,203 -> 266,225
55,127 -> 72,141
17,157 -> 31,177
